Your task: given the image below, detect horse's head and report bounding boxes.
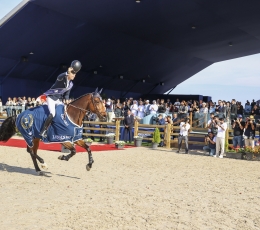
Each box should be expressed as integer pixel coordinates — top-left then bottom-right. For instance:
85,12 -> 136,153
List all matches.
90,88 -> 107,121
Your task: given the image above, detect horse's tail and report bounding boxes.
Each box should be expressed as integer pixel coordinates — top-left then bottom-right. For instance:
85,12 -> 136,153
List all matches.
0,116 -> 17,142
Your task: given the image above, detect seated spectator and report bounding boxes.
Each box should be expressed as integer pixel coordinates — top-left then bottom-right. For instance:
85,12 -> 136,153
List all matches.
203,132 -> 216,156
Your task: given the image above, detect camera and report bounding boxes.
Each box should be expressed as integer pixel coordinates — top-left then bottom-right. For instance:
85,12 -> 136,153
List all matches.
153,117 -> 159,122
205,134 -> 209,138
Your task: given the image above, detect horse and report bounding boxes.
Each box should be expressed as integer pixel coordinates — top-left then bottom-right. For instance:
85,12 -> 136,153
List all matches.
0,88 -> 106,175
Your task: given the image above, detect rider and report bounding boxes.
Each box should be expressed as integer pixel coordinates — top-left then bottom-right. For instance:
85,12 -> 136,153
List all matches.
39,60 -> 82,137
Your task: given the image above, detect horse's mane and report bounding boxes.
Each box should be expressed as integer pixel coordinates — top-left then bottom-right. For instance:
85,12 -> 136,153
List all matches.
69,92 -> 102,105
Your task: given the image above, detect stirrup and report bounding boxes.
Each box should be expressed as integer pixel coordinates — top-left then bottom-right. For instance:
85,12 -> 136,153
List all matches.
39,130 -> 47,138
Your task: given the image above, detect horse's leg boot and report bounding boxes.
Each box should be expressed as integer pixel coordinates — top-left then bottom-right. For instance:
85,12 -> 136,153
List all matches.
39,113 -> 53,138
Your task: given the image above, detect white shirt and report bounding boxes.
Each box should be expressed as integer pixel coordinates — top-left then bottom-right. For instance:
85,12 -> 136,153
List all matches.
216,122 -> 227,138
179,122 -> 190,136
149,104 -> 158,114
207,119 -> 213,132
131,104 -> 138,115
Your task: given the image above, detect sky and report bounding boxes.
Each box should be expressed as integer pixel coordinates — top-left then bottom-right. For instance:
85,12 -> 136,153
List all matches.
1,0 -> 259,106
170,54 -> 259,105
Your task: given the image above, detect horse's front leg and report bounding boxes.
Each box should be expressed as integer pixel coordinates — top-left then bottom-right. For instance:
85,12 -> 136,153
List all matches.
26,145 -> 42,174
75,139 -> 93,171
58,142 -> 76,161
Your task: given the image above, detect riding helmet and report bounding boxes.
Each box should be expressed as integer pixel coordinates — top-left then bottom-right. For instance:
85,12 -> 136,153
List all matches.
71,60 -> 82,73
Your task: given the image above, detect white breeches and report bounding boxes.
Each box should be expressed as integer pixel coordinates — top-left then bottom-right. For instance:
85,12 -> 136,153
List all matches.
47,97 -> 63,117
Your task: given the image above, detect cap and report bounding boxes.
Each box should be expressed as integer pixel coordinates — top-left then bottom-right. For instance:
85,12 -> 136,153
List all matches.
237,114 -> 243,118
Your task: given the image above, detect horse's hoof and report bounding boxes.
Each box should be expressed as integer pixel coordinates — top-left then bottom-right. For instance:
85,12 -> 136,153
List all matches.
86,164 -> 91,171
41,163 -> 48,170
38,171 -> 45,176
58,155 -> 64,160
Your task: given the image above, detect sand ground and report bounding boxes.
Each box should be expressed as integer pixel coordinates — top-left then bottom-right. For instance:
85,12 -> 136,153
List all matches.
0,145 -> 260,230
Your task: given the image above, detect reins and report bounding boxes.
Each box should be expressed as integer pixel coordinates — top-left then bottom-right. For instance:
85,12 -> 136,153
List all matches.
66,93 -> 105,121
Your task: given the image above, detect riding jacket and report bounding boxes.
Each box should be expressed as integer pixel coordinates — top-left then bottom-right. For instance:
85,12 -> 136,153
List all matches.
44,72 -> 73,101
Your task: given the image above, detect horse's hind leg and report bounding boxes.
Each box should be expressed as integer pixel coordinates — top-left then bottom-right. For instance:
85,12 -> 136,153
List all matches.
32,138 -> 48,170
27,139 -> 47,173
58,142 -> 76,161
75,139 -> 93,171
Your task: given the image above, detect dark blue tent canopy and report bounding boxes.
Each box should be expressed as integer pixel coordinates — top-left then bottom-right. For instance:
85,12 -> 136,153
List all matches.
1,0 -> 260,100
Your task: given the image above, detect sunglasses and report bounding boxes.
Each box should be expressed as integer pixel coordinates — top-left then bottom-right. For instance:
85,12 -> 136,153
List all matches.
71,70 -> 77,74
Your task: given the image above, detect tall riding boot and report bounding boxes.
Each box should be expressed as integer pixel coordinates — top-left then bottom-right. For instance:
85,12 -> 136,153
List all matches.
39,114 -> 53,138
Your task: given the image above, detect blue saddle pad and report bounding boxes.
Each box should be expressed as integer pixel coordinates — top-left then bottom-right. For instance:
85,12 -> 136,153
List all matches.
16,105 -> 83,147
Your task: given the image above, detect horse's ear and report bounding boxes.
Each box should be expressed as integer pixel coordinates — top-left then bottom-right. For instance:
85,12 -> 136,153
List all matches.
94,87 -> 98,94
98,88 -> 103,94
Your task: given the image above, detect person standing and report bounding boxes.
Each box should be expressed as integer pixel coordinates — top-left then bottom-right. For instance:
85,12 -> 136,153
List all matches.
149,100 -> 158,115
130,100 -> 138,117
232,114 -> 245,148
144,100 -> 151,116
176,117 -> 190,154
137,101 -> 145,118
114,99 -> 122,117
244,116 -> 256,149
215,117 -> 227,158
123,109 -> 134,143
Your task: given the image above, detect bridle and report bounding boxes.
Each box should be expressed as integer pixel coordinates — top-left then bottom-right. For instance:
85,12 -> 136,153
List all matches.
66,93 -> 106,120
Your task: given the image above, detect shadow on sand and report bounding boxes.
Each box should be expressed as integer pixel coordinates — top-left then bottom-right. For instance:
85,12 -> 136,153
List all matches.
0,163 -> 80,179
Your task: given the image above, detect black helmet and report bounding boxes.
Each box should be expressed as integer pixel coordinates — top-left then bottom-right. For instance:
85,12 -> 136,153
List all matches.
70,60 -> 82,73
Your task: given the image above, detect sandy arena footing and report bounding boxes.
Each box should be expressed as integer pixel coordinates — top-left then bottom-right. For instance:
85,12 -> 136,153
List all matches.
0,146 -> 260,230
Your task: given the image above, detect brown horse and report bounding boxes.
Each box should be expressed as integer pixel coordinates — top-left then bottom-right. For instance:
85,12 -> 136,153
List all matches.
0,88 -> 106,175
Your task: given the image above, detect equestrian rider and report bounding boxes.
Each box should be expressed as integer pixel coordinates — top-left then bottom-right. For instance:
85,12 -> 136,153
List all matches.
39,60 -> 82,137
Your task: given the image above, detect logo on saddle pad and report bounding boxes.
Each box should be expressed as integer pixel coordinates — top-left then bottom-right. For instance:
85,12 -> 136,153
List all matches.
60,114 -> 69,126
52,135 -> 72,141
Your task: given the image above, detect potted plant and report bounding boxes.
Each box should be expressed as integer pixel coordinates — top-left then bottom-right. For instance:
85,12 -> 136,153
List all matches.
245,146 -> 260,161
152,128 -> 161,149
245,146 -> 253,160
115,141 -> 125,149
226,146 -> 245,160
84,138 -> 93,146
105,133 -> 115,144
134,135 -> 143,147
